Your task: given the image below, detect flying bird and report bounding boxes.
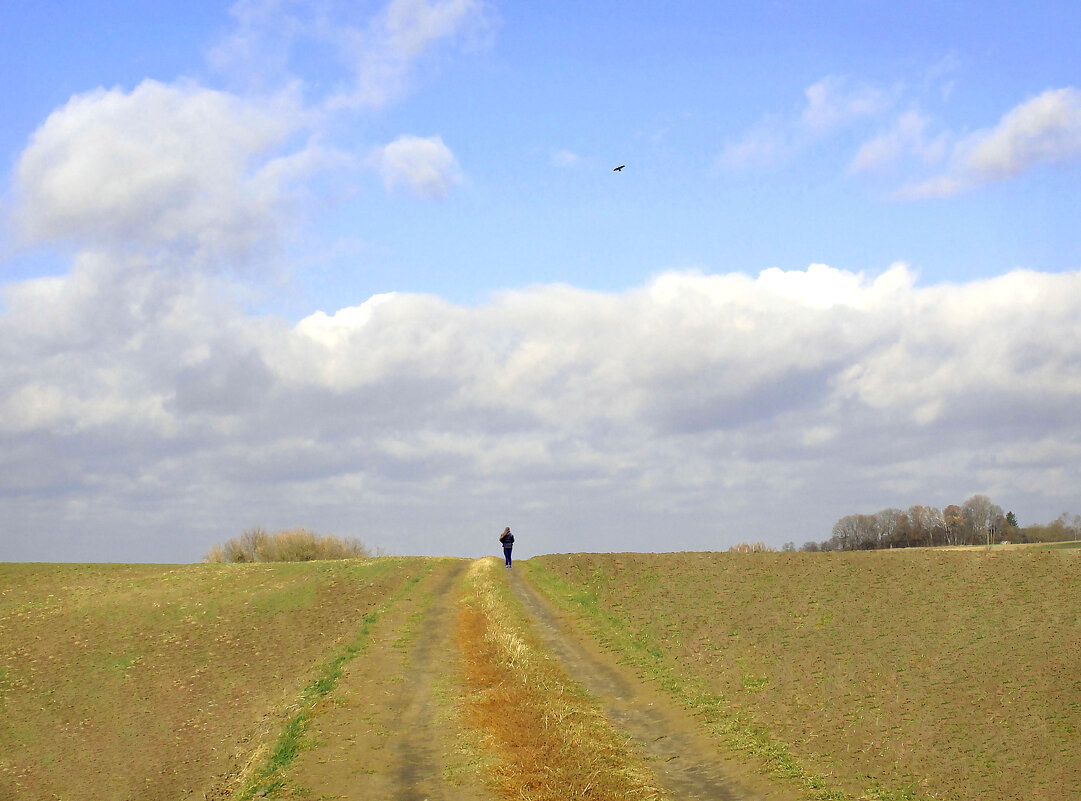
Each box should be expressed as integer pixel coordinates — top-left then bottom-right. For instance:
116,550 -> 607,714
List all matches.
613,165 -> 625,171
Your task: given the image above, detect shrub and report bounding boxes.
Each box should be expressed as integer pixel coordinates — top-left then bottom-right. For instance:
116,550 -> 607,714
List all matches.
727,541 -> 775,553
204,527 -> 371,563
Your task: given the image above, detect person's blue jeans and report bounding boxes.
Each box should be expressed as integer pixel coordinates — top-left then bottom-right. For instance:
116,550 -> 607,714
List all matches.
503,547 -> 513,567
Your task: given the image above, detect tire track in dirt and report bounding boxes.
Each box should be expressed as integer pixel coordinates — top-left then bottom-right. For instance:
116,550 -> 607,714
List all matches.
281,560 -> 492,801
387,561 -> 475,799
509,568 -> 795,801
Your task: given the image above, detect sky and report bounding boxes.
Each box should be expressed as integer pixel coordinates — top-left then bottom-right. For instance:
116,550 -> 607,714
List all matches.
1,0 -> 1080,562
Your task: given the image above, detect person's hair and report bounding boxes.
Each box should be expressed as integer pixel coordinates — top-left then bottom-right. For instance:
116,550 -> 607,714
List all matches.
503,527 -> 511,534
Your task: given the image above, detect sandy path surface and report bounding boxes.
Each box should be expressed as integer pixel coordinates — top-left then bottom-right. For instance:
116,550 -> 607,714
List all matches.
281,560 -> 493,800
509,568 -> 797,801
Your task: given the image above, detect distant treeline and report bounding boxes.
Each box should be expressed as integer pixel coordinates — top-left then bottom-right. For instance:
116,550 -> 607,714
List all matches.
204,527 -> 372,563
804,495 -> 1081,552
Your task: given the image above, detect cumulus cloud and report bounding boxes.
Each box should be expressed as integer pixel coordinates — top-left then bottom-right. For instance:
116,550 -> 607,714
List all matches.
900,87 -> 1081,198
368,134 -> 462,198
12,79 -> 335,263
3,260 -> 1081,560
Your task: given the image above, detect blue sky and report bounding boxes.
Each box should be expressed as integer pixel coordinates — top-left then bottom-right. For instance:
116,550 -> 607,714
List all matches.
2,1 -> 1080,561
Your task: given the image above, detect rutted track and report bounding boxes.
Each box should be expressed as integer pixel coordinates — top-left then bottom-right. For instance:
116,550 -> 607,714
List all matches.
509,568 -> 794,801
279,559 -> 492,800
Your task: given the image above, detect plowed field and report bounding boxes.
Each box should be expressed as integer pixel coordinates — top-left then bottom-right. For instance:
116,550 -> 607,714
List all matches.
524,550 -> 1081,801
5,549 -> 1076,801
0,559 -> 430,800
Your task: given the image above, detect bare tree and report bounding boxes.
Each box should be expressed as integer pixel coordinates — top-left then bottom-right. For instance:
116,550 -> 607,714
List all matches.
853,514 -> 879,550
962,494 -> 1003,546
907,505 -> 945,547
238,526 -> 269,561
831,515 -> 861,550
927,506 -> 946,546
908,505 -> 930,547
874,508 -> 909,548
943,504 -> 964,545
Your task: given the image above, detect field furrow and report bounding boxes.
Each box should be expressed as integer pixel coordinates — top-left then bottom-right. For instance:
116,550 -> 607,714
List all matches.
5,549 -> 1076,801
509,565 -> 794,801
0,559 -> 430,801
523,550 -> 1081,801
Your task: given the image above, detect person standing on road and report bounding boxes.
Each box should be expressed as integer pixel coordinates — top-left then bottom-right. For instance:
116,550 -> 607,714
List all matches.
499,527 -> 514,568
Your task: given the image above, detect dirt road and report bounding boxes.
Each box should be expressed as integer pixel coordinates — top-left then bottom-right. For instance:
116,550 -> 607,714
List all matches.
261,557 -> 792,800
278,559 -> 493,800
508,567 -> 796,801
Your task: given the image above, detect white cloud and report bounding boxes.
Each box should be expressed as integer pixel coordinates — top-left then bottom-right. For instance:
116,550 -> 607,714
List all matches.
380,0 -> 482,60
550,149 -> 581,168
716,120 -> 792,170
207,0 -> 304,91
755,262 -> 914,308
210,0 -> 487,110
900,87 -> 1081,198
965,88 -> 1081,177
719,75 -> 891,170
12,79 -> 332,263
801,76 -> 889,132
835,269 -> 1081,412
368,134 -> 462,198
849,110 -> 948,173
896,175 -> 962,199
334,0 -> 486,109
3,260 -> 1081,560
721,73 -> 1081,198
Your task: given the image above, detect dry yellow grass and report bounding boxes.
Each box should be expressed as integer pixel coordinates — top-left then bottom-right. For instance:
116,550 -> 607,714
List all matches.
457,558 -> 668,801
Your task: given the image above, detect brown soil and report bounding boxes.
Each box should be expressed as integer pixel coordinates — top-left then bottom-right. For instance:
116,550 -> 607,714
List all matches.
275,559 -> 493,800
0,560 -> 422,801
529,551 -> 1081,801
508,568 -> 796,801
4,556 -> 827,801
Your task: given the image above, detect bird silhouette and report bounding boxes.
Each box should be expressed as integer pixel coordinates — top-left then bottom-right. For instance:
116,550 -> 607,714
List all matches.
613,165 -> 625,171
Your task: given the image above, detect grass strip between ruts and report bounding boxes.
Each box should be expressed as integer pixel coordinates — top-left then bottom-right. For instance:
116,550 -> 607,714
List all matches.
238,563 -> 429,799
520,560 -> 930,801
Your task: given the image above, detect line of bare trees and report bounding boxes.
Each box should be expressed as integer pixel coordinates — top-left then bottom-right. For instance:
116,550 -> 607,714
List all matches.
807,495 -> 1081,552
